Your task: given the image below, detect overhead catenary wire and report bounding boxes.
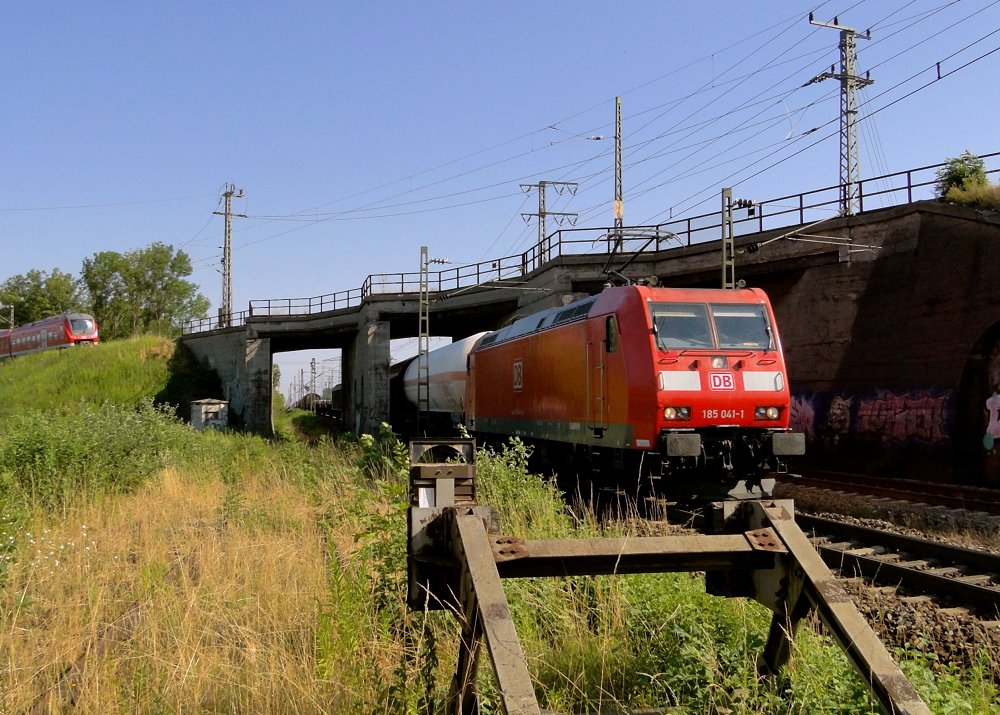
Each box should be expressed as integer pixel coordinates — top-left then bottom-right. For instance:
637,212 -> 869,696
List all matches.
222,1 -> 999,258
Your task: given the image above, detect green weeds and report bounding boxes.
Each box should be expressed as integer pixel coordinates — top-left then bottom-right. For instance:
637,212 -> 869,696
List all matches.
0,400 -> 196,511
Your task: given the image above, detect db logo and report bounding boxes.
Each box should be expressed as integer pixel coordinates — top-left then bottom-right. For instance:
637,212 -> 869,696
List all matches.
709,372 -> 735,390
513,359 -> 524,391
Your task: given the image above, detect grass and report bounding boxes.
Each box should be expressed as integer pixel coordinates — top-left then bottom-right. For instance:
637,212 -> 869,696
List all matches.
2,340 -> 999,712
0,337 -> 175,421
944,181 -> 1000,209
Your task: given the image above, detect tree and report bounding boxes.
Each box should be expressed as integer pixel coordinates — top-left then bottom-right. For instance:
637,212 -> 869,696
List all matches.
0,269 -> 85,326
935,150 -> 987,197
81,242 -> 210,340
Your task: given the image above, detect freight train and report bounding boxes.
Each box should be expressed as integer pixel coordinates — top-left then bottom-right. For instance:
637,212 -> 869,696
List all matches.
0,312 -> 99,359
403,284 -> 803,499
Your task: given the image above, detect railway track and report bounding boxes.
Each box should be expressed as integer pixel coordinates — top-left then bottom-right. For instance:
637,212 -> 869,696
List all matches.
776,472 -> 1000,514
797,513 -> 1000,615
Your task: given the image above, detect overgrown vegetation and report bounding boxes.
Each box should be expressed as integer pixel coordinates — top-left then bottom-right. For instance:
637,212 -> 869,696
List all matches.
936,150 -> 1000,209
1,343 -> 999,712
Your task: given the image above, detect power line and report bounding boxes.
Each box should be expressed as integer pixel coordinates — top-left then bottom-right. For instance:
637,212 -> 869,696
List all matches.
0,193 -> 216,212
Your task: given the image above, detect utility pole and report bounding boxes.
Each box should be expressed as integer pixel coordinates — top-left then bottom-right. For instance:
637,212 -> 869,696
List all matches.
417,246 -> 431,436
310,358 -> 317,412
806,14 -> 873,216
614,96 -> 623,244
213,184 -> 246,328
721,188 -> 755,289
416,246 -> 449,436
520,181 -> 578,266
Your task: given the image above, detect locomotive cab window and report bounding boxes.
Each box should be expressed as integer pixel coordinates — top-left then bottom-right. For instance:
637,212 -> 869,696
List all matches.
711,304 -> 772,349
650,303 -> 713,349
71,318 -> 95,334
650,302 -> 773,351
605,315 -> 619,353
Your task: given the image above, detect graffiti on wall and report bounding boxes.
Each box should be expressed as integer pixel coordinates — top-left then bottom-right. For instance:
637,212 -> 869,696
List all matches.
985,340 -> 1000,451
855,392 -> 949,444
789,396 -> 815,440
792,389 -> 953,447
986,392 -> 1000,450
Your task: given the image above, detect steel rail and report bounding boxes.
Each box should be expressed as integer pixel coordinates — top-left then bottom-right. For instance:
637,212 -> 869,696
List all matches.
777,473 -> 1000,515
797,514 -> 1000,615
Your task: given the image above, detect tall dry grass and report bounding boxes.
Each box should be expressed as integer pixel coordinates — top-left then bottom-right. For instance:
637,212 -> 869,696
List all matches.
2,467 -> 333,713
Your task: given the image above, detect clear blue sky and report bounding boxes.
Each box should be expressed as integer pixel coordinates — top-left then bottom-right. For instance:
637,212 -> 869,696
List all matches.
3,1 -> 998,397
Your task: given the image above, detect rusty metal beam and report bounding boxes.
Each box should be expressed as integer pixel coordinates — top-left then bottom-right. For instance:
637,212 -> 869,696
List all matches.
492,532 -> 781,578
447,510 -> 541,715
754,503 -> 932,715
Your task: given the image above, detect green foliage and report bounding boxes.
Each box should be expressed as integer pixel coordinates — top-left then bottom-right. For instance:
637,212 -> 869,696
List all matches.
943,180 -> 1000,209
476,437 -> 573,538
0,331 -> 995,712
0,268 -> 85,325
358,422 -> 408,481
80,242 -> 209,339
900,648 -> 1000,713
936,150 -> 988,197
0,400 -> 197,510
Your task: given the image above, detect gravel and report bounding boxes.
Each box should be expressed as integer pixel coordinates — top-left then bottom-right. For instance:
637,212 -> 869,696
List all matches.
774,482 -> 1000,679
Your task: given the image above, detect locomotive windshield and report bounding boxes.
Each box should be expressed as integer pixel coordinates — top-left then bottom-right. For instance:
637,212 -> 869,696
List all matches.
651,302 -> 772,350
71,318 -> 96,334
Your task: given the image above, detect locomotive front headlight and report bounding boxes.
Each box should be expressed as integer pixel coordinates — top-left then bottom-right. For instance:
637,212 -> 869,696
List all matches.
711,356 -> 728,369
663,406 -> 691,421
755,406 -> 781,420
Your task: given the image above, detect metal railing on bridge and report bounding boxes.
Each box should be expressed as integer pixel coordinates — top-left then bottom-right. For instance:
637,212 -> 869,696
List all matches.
181,311 -> 250,335
184,152 -> 998,334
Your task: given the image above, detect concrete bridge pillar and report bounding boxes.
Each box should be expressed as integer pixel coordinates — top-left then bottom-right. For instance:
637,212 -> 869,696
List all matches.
344,312 -> 391,435
180,331 -> 273,435
243,337 -> 273,435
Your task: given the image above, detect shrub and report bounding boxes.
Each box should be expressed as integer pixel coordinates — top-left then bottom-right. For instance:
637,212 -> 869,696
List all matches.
0,400 -> 196,510
936,150 -> 988,197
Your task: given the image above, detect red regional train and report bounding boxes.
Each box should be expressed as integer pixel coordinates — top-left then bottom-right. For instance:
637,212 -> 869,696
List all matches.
0,312 -> 99,359
404,285 -> 804,498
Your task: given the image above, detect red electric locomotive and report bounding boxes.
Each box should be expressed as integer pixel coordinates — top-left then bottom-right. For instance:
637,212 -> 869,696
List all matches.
406,284 -> 803,498
0,312 -> 99,359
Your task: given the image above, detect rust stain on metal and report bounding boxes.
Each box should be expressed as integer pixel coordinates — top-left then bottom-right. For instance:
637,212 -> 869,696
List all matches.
881,673 -> 923,701
491,535 -> 527,561
814,578 -> 852,603
483,602 -> 512,621
746,528 -> 786,553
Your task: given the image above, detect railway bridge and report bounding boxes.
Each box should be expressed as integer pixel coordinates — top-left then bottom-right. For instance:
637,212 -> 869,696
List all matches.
180,161 -> 1000,482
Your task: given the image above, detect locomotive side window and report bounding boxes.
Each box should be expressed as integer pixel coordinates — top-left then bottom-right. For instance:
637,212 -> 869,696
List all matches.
711,304 -> 772,349
650,303 -> 713,349
605,316 -> 619,353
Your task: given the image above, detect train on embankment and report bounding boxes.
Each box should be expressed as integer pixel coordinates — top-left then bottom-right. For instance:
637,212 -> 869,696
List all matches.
400,284 -> 804,499
0,312 -> 99,359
